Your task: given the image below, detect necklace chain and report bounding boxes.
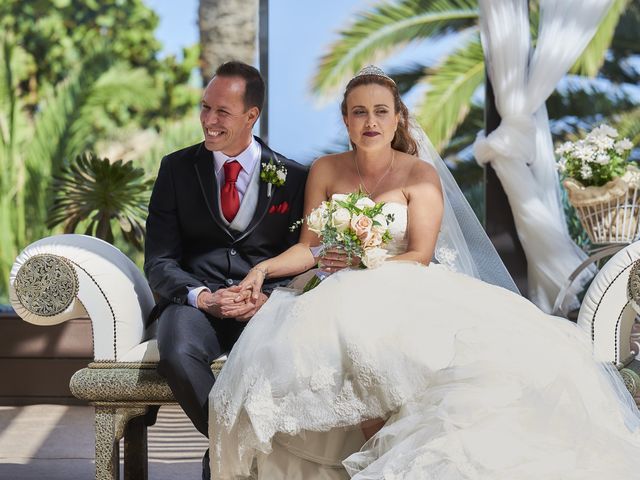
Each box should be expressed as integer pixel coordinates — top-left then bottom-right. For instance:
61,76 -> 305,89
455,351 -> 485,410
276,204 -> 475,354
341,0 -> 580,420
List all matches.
354,150 -> 395,198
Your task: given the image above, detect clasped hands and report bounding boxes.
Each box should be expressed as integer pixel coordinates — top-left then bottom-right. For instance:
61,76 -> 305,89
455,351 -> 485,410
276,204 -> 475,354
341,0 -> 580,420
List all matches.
198,249 -> 360,322
196,285 -> 267,322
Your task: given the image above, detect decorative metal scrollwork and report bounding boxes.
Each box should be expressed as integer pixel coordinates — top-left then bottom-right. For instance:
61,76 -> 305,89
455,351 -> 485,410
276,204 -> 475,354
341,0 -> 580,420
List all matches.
620,368 -> 640,397
628,260 -> 640,309
14,254 -> 78,316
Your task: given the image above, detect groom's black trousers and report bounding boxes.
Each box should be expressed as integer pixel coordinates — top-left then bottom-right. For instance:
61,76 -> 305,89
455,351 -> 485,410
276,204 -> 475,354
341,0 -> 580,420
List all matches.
156,303 -> 246,437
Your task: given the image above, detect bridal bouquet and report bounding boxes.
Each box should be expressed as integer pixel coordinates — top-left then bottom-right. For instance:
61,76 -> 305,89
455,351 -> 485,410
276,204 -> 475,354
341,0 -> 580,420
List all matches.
303,191 -> 395,292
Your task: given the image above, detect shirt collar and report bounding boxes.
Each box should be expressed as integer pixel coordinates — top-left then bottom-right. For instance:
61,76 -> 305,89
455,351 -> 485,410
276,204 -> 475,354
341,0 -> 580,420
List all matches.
213,137 -> 260,176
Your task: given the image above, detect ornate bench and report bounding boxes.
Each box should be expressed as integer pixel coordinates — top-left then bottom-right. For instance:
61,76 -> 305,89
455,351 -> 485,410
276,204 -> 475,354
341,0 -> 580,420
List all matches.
9,235 -> 640,479
9,234 -> 224,480
577,240 -> 640,402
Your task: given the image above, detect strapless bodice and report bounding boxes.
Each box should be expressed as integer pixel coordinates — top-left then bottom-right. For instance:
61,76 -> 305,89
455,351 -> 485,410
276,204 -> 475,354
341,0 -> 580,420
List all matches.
381,202 -> 408,256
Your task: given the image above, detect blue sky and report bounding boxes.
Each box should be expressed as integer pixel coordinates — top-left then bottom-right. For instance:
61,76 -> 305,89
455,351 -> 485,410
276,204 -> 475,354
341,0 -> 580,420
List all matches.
142,0 -> 451,164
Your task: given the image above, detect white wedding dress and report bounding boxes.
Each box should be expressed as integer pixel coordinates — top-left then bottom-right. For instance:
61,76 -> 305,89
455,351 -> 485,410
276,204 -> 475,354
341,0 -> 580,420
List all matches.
209,202 -> 640,479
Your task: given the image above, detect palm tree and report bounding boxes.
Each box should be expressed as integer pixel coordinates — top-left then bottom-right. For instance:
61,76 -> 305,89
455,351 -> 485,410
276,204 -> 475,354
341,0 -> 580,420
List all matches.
0,34 -> 158,302
198,0 -> 258,83
312,0 -> 633,152
48,152 -> 153,249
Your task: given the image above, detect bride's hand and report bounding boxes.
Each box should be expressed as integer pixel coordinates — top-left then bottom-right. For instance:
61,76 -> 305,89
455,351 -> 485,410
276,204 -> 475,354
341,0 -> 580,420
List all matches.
236,265 -> 268,301
318,248 -> 360,274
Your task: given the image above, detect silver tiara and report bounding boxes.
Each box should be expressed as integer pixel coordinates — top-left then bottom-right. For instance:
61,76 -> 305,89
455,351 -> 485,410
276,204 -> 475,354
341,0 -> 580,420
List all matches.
354,65 -> 395,84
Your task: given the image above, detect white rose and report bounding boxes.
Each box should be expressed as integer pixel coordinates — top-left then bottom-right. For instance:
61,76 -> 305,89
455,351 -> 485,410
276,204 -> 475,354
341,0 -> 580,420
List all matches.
363,231 -> 383,249
362,247 -> 389,269
355,197 -> 376,210
331,193 -> 348,202
307,204 -> 327,234
371,213 -> 388,234
331,207 -> 351,232
276,170 -> 286,182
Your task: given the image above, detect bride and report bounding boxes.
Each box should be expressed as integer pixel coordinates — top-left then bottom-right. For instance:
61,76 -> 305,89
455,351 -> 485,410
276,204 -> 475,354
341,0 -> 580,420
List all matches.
208,66 -> 640,479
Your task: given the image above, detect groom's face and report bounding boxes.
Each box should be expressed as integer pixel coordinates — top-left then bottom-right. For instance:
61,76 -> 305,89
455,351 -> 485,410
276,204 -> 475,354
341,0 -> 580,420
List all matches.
200,75 -> 259,156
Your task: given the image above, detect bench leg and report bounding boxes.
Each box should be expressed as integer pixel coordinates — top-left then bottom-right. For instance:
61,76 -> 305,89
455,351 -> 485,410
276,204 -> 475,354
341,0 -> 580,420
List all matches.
94,406 -> 148,480
124,414 -> 148,480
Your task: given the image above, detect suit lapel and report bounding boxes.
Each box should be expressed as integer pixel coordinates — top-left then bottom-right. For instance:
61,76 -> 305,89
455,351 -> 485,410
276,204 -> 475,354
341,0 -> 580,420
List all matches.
193,143 -> 234,239
235,138 -> 277,242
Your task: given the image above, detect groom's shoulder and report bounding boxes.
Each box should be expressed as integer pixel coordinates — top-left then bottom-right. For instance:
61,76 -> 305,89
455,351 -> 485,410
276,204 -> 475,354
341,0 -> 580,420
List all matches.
162,142 -> 205,166
259,140 -> 308,182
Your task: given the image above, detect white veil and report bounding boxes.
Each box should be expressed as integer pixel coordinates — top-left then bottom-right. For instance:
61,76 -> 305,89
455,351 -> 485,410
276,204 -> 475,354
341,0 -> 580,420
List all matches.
409,119 -> 519,294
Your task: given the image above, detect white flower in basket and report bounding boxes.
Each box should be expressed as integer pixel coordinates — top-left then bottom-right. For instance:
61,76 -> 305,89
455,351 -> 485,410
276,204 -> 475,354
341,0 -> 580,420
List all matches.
556,124 -> 637,244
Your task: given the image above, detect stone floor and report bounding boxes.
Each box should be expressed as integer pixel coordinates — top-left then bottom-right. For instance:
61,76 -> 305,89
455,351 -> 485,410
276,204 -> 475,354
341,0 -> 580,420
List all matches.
0,403 -> 208,479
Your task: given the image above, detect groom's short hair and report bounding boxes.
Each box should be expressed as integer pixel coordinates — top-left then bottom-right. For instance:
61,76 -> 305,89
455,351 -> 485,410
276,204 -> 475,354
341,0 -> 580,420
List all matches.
215,61 -> 265,113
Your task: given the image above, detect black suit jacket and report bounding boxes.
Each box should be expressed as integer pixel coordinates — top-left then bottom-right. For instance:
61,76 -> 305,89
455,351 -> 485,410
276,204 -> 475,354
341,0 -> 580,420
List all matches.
144,137 -> 308,318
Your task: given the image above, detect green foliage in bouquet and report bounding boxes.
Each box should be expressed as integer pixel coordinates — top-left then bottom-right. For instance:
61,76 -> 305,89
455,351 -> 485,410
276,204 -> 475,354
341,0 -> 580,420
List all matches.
302,191 -> 397,293
308,191 -> 395,262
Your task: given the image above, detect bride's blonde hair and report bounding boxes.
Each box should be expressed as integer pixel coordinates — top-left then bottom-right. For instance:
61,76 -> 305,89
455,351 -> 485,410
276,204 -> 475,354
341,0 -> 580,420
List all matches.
340,73 -> 418,155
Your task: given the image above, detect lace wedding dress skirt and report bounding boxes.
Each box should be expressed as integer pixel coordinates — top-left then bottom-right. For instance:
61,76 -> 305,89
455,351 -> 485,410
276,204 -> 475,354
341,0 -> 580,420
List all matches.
209,203 -> 640,479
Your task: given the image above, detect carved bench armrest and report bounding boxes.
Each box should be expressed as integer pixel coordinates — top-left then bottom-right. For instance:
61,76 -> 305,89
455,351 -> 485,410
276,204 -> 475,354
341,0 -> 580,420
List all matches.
577,241 -> 640,367
10,234 -> 155,362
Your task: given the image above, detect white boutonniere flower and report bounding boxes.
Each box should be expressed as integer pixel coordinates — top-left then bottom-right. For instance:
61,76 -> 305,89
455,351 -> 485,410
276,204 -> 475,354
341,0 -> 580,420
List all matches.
260,160 -> 287,197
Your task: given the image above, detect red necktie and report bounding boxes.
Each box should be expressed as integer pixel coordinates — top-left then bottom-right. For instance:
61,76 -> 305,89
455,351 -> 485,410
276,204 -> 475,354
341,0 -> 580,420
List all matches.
221,160 -> 242,222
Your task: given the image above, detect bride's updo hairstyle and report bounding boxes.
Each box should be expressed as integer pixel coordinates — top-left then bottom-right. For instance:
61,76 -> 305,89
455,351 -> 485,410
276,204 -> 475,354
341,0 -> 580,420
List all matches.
341,65 -> 417,155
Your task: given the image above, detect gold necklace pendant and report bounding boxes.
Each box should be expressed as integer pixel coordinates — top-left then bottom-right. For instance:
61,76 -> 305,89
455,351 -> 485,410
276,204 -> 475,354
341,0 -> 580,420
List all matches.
354,150 -> 395,198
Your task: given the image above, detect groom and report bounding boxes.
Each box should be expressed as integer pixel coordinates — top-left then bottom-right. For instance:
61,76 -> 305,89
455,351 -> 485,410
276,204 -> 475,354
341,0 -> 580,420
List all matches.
144,61 -> 307,475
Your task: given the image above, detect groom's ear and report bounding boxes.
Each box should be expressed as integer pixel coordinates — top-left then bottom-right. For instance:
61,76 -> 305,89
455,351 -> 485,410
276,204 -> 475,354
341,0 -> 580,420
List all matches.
247,106 -> 260,126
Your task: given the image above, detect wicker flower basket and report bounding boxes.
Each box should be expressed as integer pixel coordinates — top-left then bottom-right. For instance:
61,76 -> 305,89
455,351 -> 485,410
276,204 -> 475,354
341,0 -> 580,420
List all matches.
564,165 -> 640,244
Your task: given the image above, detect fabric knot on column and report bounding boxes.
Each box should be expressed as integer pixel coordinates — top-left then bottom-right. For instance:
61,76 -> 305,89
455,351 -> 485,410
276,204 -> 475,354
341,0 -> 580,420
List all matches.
473,115 -> 536,167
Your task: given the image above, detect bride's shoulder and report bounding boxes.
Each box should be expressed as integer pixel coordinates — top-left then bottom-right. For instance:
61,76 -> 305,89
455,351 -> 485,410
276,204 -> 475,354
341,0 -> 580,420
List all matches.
309,152 -> 350,173
396,152 -> 438,181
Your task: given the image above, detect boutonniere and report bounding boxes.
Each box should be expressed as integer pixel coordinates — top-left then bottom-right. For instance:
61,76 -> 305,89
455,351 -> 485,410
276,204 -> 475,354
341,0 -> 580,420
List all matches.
260,160 -> 287,197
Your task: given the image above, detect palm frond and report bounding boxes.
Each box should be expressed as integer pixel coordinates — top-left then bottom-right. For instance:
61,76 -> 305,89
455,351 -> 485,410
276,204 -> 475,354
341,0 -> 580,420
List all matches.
26,52 -> 159,230
48,152 -> 153,250
137,116 -> 202,174
414,34 -> 484,151
25,50 -> 115,224
84,63 -> 160,129
570,0 -> 629,77
387,63 -> 429,95
615,106 -> 640,146
608,0 -> 640,54
313,0 -> 478,97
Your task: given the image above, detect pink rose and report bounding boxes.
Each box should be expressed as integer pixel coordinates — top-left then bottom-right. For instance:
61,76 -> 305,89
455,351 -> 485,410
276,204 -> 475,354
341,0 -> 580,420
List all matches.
351,214 -> 373,241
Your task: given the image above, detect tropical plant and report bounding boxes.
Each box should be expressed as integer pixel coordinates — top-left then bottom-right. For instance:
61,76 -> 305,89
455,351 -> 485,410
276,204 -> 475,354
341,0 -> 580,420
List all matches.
0,34 -> 157,302
137,116 -> 203,175
312,0 -> 634,152
48,152 -> 153,249
0,0 -> 200,128
0,1 -> 201,303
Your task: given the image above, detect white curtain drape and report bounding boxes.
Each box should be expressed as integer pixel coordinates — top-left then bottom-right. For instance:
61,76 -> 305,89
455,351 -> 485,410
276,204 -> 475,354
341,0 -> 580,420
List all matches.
474,0 -> 614,313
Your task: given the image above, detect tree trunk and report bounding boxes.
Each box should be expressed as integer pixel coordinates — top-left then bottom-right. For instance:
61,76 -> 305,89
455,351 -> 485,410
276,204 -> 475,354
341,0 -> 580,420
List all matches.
198,0 -> 258,84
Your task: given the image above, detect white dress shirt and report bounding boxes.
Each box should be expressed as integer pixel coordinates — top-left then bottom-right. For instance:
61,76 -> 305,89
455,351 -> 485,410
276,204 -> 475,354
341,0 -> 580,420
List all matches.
213,138 -> 261,202
188,138 -> 262,308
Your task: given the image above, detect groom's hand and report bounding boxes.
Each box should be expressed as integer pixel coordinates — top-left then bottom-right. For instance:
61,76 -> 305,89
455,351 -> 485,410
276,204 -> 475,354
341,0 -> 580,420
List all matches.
226,292 -> 268,322
197,287 -> 245,318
